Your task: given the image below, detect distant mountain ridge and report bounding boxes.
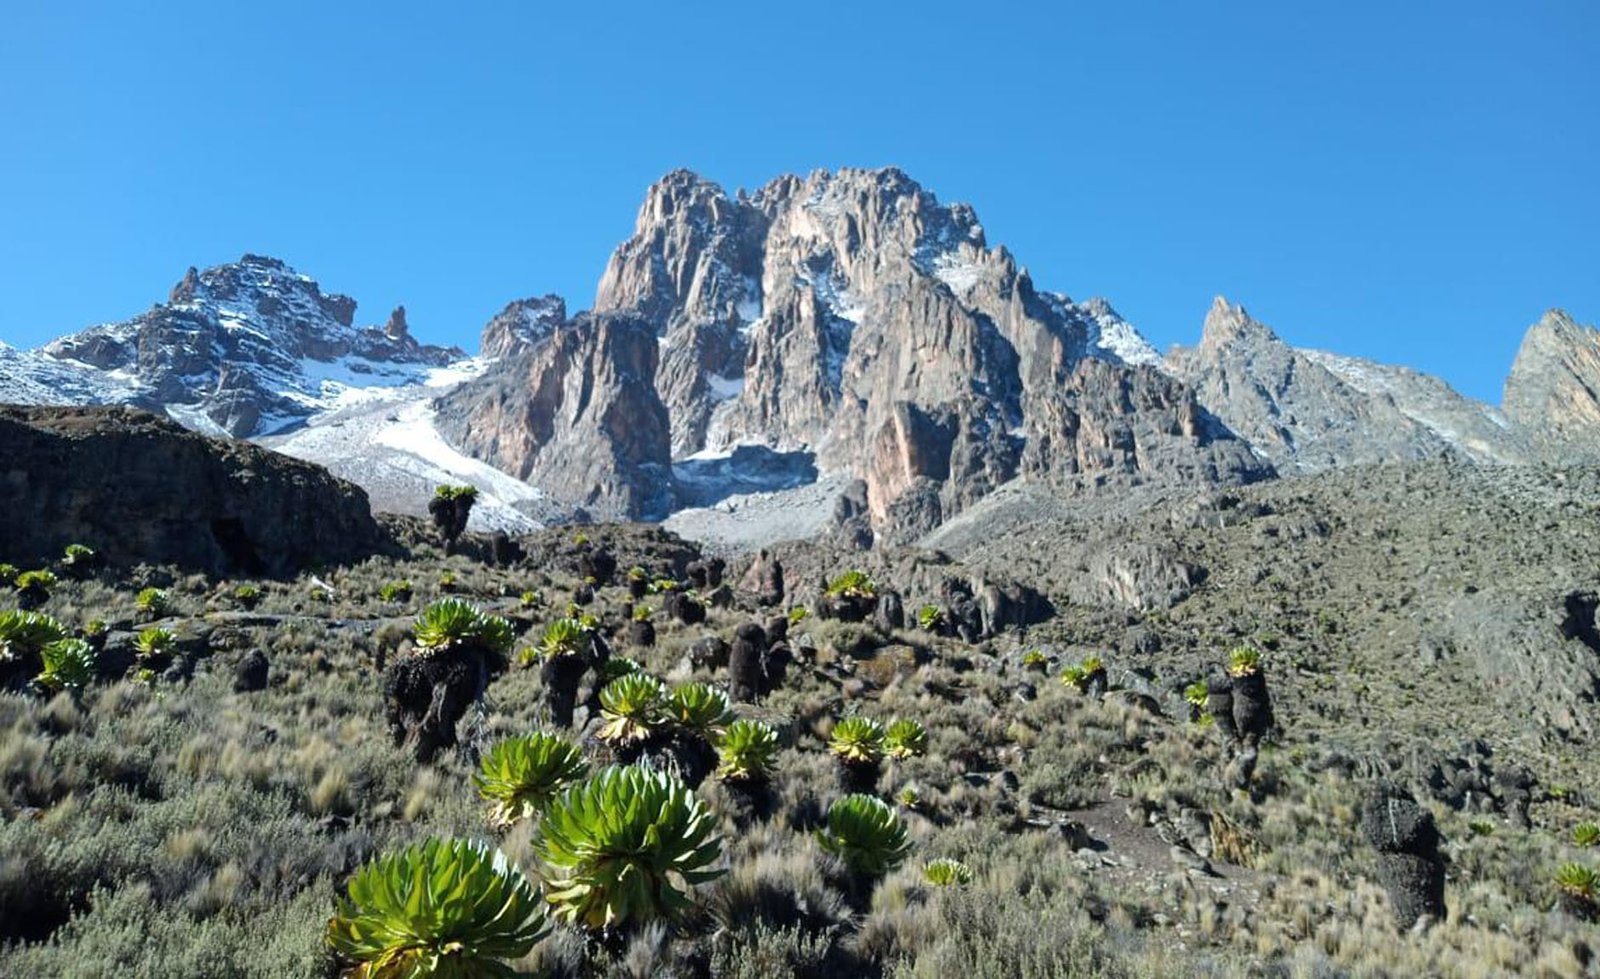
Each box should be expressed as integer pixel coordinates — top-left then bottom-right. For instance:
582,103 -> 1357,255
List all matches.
3,254 -> 461,438
0,168 -> 1594,543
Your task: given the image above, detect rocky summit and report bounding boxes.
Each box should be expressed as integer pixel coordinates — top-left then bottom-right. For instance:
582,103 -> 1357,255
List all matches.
6,254 -> 461,439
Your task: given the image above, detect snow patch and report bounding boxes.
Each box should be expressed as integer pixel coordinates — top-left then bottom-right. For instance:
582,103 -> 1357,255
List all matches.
931,253 -> 983,293
705,372 -> 745,402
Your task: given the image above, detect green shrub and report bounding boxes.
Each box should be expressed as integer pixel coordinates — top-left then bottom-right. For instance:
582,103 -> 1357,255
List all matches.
885,718 -> 928,759
232,584 -> 261,608
788,605 -> 809,626
535,765 -> 724,929
518,589 -> 542,609
666,682 -> 734,738
16,569 -> 58,597
136,587 -> 172,618
716,720 -> 780,783
134,627 -> 177,660
828,717 -> 886,765
62,544 -> 96,568
538,618 -> 587,660
1227,646 -> 1262,677
597,674 -> 667,747
433,484 -> 480,502
1556,862 -> 1600,900
326,837 -> 548,976
1575,823 -> 1600,848
1183,679 -> 1209,708
817,794 -> 911,879
922,857 -> 973,887
825,570 -> 877,599
36,638 -> 97,692
378,580 -> 413,603
0,563 -> 17,585
596,656 -> 643,683
474,733 -> 589,829
916,604 -> 944,631
632,604 -> 654,622
0,609 -> 68,660
412,598 -> 513,657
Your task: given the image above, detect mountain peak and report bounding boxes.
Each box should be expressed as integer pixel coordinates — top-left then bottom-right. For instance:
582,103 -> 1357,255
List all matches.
1503,308 -> 1600,451
480,294 -> 567,359
1199,296 -> 1278,353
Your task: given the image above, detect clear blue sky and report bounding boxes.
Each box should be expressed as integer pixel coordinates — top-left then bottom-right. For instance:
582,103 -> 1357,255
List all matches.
1,1 -> 1594,403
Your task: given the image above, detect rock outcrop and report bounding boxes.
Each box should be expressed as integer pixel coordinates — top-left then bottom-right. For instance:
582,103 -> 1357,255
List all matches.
1503,309 -> 1600,460
0,405 -> 386,573
434,313 -> 672,520
479,295 -> 567,360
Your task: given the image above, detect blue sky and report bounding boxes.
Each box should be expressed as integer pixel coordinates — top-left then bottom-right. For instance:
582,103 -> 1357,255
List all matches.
1,1 -> 1594,403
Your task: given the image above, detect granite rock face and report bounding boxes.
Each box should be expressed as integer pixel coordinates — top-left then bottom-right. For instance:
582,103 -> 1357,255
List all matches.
435,312 -> 672,521
479,295 -> 568,360
593,167 -> 1261,537
1503,310 -> 1600,461
0,405 -> 386,574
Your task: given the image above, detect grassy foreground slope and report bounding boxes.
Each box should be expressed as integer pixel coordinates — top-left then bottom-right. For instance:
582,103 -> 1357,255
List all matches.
2,463 -> 1600,976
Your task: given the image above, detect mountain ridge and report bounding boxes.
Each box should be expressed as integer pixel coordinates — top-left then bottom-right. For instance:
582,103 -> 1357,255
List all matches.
0,167 -> 1593,545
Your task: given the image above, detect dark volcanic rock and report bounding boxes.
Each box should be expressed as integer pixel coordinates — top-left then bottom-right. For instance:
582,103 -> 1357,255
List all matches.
0,405 -> 386,575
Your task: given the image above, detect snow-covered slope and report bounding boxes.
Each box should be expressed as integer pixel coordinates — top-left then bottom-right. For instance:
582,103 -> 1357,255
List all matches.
31,255 -> 462,438
256,360 -> 558,533
0,341 -> 143,405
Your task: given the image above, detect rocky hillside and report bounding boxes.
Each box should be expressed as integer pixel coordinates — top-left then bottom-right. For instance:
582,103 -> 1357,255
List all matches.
0,404 -> 387,573
3,255 -> 461,438
434,312 -> 673,521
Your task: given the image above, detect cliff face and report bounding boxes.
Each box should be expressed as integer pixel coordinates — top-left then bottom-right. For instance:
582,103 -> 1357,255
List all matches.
1503,310 -> 1600,460
591,167 -> 1260,538
0,404 -> 385,574
434,312 -> 672,521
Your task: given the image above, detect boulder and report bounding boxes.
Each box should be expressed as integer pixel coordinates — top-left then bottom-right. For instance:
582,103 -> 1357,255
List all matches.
739,549 -> 785,607
729,623 -> 767,703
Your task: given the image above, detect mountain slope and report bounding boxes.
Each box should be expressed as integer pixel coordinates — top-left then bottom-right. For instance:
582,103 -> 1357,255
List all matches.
22,255 -> 461,437
1165,298 -> 1520,471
